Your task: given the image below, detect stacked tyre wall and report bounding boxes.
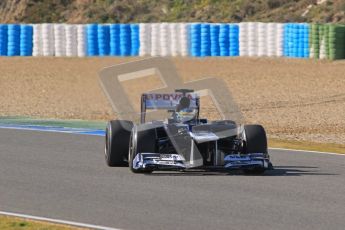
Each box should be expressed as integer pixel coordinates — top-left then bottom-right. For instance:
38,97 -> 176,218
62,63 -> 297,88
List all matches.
310,24 -> 345,60
0,23 -> 344,60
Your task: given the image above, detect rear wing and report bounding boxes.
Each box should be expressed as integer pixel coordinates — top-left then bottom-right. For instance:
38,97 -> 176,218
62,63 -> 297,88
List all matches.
141,92 -> 200,123
142,93 -> 199,110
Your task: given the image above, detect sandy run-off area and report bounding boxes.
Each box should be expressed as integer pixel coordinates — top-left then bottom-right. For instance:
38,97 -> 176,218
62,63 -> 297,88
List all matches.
0,57 -> 344,144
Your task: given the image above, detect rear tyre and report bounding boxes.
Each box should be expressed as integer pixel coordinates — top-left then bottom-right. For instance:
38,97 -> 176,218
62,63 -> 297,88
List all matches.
243,124 -> 268,175
105,120 -> 133,167
129,127 -> 156,173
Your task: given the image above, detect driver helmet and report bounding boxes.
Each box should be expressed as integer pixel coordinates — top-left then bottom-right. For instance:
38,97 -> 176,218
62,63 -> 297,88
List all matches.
176,107 -> 197,123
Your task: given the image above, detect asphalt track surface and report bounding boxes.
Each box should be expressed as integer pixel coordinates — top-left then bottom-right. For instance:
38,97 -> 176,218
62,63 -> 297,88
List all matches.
0,128 -> 344,230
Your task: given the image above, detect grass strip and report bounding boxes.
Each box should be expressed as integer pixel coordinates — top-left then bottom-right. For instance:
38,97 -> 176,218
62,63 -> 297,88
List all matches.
269,138 -> 345,154
0,215 -> 87,230
0,116 -> 106,130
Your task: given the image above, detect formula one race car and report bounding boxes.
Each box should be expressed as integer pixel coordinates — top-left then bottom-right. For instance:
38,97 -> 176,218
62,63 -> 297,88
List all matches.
105,89 -> 273,174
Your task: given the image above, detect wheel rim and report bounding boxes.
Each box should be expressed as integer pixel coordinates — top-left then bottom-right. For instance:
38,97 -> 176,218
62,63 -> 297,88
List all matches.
128,133 -> 133,167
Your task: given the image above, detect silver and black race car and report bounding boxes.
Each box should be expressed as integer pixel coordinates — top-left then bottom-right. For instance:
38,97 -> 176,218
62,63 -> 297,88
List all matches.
105,89 -> 273,174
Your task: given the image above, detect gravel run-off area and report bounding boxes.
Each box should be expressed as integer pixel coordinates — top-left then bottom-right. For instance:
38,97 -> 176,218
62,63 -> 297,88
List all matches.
0,57 -> 344,145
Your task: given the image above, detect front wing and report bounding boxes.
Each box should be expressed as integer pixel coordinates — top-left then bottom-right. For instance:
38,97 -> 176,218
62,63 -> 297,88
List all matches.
133,152 -> 272,171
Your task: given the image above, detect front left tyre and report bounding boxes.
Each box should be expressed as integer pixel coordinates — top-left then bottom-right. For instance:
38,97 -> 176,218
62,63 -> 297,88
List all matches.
105,120 -> 133,167
129,127 -> 156,173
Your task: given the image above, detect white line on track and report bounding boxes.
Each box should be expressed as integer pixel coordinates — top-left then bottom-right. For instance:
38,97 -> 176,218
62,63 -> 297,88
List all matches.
0,126 -> 104,136
269,147 -> 344,156
0,211 -> 122,230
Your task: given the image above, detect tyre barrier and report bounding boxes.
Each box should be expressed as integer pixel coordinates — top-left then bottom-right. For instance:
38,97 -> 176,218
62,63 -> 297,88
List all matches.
169,23 -> 178,56
239,23 -> 247,56
32,24 -> 42,56
328,25 -> 345,60
130,24 -> 139,56
98,24 -> 110,56
247,22 -> 257,57
239,22 -> 283,57
256,23 -> 283,57
0,24 -> 8,55
76,25 -> 86,57
188,23 -> 240,57
179,23 -> 189,56
42,23 -> 55,56
284,23 -> 310,58
189,24 -> 201,57
189,23 -> 201,57
87,24 -> 98,56
229,24 -> 239,56
200,24 -> 210,57
275,23 -> 284,57
142,23 -> 188,57
7,24 -> 20,56
319,24 -> 328,59
66,25 -> 77,57
210,24 -> 220,56
139,23 -> 150,56
119,24 -> 131,56
150,23 -> 160,56
257,23 -> 267,56
0,23 -> 344,59
20,25 -> 33,56
110,24 -> 120,56
54,24 -> 65,57
219,24 -> 230,56
159,23 -> 169,56
310,24 -> 345,60
310,24 -> 321,59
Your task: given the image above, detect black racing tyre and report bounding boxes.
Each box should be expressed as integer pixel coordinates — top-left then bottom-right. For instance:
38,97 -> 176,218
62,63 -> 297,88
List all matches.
105,120 -> 133,167
244,124 -> 268,154
129,127 -> 156,173
243,124 -> 268,175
